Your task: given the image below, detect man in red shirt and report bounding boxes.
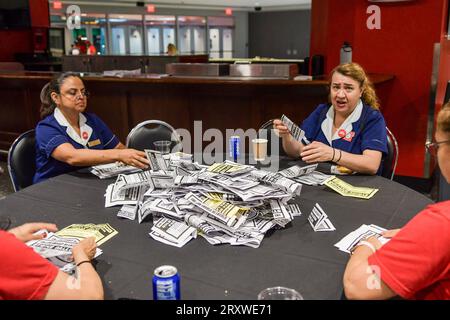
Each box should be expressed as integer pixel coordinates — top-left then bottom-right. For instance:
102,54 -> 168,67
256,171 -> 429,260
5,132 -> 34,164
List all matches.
0,221 -> 103,300
343,101 -> 450,300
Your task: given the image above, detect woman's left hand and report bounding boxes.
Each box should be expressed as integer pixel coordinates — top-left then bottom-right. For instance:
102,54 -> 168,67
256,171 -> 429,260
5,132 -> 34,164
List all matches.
300,141 -> 334,163
8,222 -> 58,242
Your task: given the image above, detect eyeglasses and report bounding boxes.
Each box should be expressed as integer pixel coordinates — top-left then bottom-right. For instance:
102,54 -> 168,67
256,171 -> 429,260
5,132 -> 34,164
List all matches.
60,90 -> 90,100
425,139 -> 450,156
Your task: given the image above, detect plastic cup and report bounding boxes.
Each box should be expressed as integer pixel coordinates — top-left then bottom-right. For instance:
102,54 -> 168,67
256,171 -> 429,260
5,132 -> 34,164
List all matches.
153,140 -> 171,154
252,138 -> 268,161
257,286 -> 303,300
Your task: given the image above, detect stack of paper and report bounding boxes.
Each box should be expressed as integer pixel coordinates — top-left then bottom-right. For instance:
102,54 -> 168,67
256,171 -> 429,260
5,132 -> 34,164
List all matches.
334,224 -> 390,253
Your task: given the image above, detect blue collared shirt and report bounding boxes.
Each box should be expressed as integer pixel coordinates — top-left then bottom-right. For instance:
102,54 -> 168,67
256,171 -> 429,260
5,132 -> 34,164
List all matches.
300,102 -> 388,175
33,108 -> 119,183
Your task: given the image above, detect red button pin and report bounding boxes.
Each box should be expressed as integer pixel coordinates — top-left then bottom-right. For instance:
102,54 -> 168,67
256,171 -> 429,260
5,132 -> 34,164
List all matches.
82,132 -> 88,140
338,129 -> 346,138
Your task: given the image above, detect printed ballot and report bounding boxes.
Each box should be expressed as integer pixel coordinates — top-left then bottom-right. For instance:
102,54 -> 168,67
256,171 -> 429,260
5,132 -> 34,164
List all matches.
308,203 -> 335,232
281,114 -> 310,145
324,176 -> 378,199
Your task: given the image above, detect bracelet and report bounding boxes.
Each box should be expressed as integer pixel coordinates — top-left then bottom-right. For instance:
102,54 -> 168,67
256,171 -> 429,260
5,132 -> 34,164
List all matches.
350,240 -> 376,255
336,150 -> 342,162
76,260 -> 92,267
331,148 -> 335,162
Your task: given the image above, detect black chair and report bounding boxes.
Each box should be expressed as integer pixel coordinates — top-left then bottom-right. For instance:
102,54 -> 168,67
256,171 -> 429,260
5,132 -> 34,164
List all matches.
7,129 -> 36,192
258,119 -> 287,157
126,120 -> 182,152
381,127 -> 399,180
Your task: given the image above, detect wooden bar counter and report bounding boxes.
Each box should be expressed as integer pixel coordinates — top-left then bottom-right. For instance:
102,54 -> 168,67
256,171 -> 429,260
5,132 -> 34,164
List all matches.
0,71 -> 394,153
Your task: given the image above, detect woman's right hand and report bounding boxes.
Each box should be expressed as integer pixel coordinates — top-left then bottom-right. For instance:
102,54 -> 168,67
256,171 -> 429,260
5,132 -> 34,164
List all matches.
117,148 -> 149,169
72,237 -> 97,261
273,119 -> 291,139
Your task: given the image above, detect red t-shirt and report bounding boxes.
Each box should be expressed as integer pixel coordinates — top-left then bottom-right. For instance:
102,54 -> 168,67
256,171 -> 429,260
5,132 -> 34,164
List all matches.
368,201 -> 450,300
0,230 -> 59,300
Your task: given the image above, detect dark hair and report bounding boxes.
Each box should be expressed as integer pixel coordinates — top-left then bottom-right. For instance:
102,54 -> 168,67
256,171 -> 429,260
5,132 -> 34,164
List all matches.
40,72 -> 83,119
0,216 -> 11,230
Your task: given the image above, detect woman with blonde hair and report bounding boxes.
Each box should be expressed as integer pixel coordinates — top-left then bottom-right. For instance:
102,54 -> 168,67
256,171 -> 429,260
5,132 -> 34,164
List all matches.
274,62 -> 387,175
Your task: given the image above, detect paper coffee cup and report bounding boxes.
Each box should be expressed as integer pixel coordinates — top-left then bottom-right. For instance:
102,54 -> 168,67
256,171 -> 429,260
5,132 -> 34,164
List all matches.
252,138 -> 268,161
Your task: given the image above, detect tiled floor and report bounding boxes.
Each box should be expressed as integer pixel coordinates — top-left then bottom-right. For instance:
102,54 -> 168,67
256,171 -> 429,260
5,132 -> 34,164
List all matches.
0,162 -> 14,198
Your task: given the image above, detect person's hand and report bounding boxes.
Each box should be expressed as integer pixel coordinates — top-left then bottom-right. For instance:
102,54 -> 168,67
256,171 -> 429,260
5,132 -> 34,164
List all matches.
365,236 -> 384,250
381,229 -> 401,238
8,222 -> 58,242
118,148 -> 149,169
300,141 -> 334,163
272,119 -> 291,139
72,237 -> 97,261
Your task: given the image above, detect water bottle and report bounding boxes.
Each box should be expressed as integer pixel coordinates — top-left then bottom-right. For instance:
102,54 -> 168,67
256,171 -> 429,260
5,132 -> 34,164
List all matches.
340,42 -> 352,64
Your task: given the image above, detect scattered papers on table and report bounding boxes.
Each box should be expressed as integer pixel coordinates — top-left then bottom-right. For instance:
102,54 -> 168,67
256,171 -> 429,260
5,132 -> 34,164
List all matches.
308,203 -> 335,232
334,224 -> 390,253
324,176 -> 379,199
103,152 -> 313,248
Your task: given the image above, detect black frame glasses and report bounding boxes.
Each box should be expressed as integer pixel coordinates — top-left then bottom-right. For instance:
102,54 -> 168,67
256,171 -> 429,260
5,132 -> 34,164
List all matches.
425,139 -> 450,156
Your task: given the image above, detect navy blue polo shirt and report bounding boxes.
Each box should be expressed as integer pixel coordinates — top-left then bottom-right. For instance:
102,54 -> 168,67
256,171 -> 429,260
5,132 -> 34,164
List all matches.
300,101 -> 388,175
33,108 -> 120,183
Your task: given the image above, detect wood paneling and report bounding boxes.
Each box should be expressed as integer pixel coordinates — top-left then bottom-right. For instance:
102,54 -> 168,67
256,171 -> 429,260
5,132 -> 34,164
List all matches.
0,72 -> 393,154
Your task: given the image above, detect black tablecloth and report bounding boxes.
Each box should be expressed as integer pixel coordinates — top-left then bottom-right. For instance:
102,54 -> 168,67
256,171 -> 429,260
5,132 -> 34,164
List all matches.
0,158 -> 433,300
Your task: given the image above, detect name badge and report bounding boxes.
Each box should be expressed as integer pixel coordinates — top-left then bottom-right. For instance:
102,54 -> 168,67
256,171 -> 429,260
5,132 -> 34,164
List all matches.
88,139 -> 101,147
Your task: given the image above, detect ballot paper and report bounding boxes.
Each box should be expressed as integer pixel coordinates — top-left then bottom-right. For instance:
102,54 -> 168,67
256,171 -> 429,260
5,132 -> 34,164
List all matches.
55,223 -> 119,246
279,164 -> 318,178
149,217 -> 197,248
185,192 -> 249,230
308,203 -> 335,232
105,183 -> 148,207
207,161 -> 252,176
281,114 -> 310,145
184,213 -> 225,237
295,171 -> 332,186
145,149 -> 168,171
324,176 -> 379,199
286,203 -> 302,217
90,162 -> 140,179
114,171 -> 153,193
270,200 -> 293,227
117,204 -> 137,220
334,224 -> 390,253
252,171 -> 302,196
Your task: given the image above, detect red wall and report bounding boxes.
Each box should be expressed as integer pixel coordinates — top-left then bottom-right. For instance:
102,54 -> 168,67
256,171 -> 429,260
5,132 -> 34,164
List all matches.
310,0 -> 448,178
0,0 -> 49,61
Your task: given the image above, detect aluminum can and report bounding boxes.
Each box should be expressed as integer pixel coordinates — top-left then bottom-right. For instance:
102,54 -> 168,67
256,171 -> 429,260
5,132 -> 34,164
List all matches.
152,265 -> 180,300
229,135 -> 240,161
